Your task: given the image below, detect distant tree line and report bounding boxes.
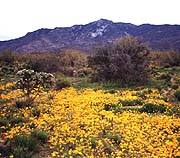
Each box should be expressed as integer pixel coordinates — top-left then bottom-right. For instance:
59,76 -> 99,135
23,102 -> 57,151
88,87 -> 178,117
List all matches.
0,49 -> 88,76
1,36 -> 180,86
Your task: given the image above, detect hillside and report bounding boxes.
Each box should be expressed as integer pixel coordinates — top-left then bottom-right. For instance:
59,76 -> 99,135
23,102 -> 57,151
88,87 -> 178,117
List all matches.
0,19 -> 180,53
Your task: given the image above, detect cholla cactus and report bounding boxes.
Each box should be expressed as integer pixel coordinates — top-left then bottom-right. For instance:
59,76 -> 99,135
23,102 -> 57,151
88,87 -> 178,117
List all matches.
16,69 -> 55,100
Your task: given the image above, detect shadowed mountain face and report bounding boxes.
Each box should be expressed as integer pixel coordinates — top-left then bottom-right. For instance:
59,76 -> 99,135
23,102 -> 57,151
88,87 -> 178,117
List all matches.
0,19 -> 180,53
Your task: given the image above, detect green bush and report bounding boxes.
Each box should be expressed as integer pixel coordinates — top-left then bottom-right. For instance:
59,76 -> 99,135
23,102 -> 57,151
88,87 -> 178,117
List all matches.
55,77 -> 71,90
0,118 -> 8,126
10,117 -> 24,126
106,89 -> 117,94
106,134 -> 122,145
171,84 -> 179,90
119,99 -> 143,106
158,73 -> 171,81
77,68 -> 92,77
90,137 -> 98,149
174,90 -> 180,101
7,135 -> 38,158
15,98 -> 33,108
140,103 -> 166,113
32,107 -> 41,117
168,107 -> 180,117
31,130 -> 48,144
104,103 -> 121,112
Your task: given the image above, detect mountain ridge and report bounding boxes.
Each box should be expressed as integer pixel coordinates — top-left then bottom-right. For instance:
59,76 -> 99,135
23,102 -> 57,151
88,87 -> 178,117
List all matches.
0,19 -> 180,53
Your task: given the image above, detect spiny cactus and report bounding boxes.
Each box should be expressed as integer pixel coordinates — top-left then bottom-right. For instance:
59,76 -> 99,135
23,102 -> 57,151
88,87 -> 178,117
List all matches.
16,69 -> 55,101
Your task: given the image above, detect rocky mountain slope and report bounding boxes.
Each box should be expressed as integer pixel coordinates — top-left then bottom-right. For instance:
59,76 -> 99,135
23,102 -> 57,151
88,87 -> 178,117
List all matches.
0,19 -> 180,53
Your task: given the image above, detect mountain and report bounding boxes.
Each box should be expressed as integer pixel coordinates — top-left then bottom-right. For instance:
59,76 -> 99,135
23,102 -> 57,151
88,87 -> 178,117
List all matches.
0,19 -> 180,53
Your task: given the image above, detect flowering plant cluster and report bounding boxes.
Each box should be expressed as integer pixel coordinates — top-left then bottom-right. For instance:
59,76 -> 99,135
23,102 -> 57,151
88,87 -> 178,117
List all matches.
0,84 -> 179,157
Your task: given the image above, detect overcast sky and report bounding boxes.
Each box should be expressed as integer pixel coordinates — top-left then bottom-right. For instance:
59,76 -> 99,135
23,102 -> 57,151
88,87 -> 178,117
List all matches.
0,0 -> 179,41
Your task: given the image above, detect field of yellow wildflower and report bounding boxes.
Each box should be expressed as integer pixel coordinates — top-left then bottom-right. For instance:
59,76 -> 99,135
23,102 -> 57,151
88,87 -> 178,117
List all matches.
0,82 -> 179,158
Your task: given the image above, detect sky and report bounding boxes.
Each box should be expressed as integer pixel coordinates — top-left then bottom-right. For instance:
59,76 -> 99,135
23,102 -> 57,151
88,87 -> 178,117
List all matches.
0,0 -> 179,41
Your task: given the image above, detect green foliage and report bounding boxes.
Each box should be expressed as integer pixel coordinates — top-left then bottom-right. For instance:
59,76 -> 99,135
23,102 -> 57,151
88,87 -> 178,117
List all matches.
32,107 -> 41,117
88,36 -> 150,85
168,107 -> 180,117
106,134 -> 122,145
90,137 -> 98,149
7,135 -> 38,158
157,73 -> 171,81
77,68 -> 93,77
0,118 -> 8,126
55,76 -> 72,90
104,103 -> 121,112
31,130 -> 49,144
15,98 -> 33,108
140,103 -> 167,113
6,130 -> 49,158
16,69 -> 55,101
119,99 -> 143,106
106,89 -> 117,94
174,90 -> 180,101
171,84 -> 179,90
0,106 -> 25,129
9,116 -> 24,126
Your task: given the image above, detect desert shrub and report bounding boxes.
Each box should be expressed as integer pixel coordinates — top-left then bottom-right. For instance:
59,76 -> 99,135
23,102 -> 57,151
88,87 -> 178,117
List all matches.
56,50 -> 89,76
16,50 -> 88,75
59,50 -> 88,69
16,69 -> 55,102
104,103 -> 121,112
168,107 -> 180,117
174,90 -> 180,101
158,73 -> 171,81
15,98 -> 33,108
6,106 -> 18,116
9,116 -> 24,126
7,130 -> 48,158
0,118 -> 8,126
0,51 -> 23,75
88,36 -> 150,85
77,68 -> 93,77
149,51 -> 180,67
106,89 -> 117,94
104,104 -> 114,111
31,130 -> 48,144
32,107 -> 41,117
171,84 -> 179,90
90,137 -> 98,149
22,52 -> 60,72
105,134 -> 122,145
7,135 -> 38,158
119,99 -> 143,106
55,77 -> 72,90
0,51 -> 16,65
140,103 -> 167,113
